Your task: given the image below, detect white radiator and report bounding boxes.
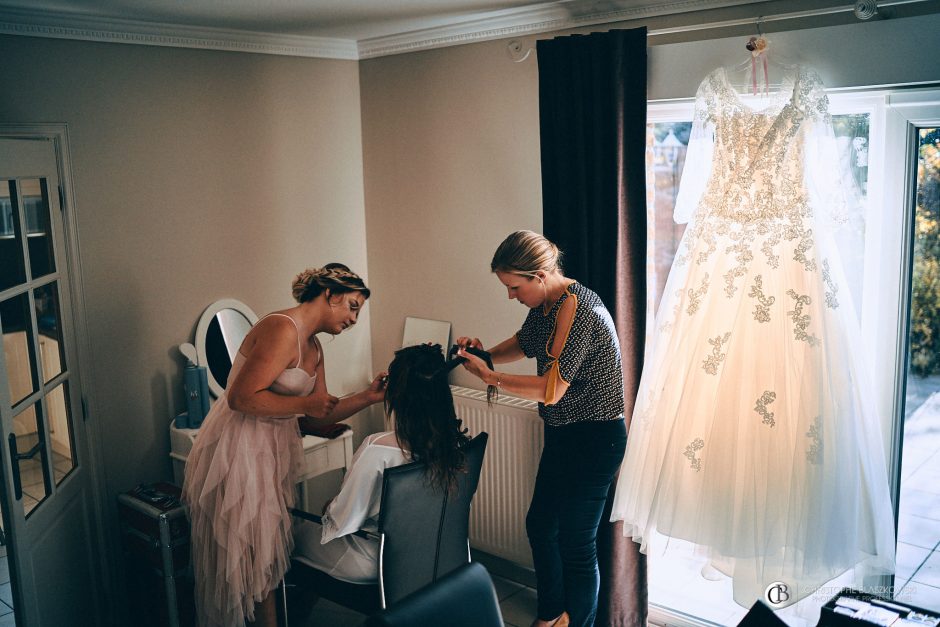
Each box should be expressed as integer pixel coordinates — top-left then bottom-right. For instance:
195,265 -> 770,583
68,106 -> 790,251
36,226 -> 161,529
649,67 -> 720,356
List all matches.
451,385 -> 542,568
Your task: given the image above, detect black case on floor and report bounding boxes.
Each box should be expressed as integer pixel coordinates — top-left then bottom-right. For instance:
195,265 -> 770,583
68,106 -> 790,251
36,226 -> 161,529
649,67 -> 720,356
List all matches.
818,587 -> 939,626
118,482 -> 194,627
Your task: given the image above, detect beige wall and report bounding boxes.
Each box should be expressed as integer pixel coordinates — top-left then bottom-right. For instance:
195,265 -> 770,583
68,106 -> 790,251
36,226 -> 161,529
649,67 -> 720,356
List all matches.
0,34 -> 379,610
360,41 -> 544,386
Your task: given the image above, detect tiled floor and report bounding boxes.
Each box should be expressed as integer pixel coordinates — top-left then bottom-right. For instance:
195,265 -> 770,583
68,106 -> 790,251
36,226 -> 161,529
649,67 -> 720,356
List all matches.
0,550 -> 13,622
895,383 -> 940,613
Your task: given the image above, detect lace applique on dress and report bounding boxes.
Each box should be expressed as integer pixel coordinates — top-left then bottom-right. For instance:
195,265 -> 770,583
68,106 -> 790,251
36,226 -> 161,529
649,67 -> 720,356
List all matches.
786,289 -> 821,346
684,438 -> 705,471
687,274 -> 710,315
673,67 -> 832,280
702,332 -> 731,375
806,416 -> 823,465
822,259 -> 839,309
749,275 -> 775,322
755,391 -> 777,428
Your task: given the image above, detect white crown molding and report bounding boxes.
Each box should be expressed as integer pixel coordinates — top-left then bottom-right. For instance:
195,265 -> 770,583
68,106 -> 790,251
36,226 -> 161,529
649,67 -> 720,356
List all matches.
1,0 -> 780,60
356,0 -> 755,59
0,5 -> 359,60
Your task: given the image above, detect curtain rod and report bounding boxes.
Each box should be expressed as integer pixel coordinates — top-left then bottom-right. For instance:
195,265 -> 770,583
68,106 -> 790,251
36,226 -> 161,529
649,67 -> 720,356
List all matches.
645,0 -> 931,37
509,0 -> 935,61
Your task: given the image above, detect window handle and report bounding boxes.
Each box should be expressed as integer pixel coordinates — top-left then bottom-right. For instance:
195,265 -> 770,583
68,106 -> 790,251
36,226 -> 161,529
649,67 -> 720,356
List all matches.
8,433 -> 44,501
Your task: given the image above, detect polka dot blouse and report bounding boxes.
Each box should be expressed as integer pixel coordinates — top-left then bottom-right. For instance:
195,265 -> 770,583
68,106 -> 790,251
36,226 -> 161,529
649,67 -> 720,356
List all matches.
515,281 -> 625,426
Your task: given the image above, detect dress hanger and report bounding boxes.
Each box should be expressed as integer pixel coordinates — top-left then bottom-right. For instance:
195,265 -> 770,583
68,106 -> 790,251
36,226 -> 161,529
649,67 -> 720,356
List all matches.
724,17 -> 798,96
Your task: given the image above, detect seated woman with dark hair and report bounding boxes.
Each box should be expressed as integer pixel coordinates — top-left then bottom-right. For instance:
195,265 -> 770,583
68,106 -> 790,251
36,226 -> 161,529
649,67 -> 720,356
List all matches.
292,343 -> 470,582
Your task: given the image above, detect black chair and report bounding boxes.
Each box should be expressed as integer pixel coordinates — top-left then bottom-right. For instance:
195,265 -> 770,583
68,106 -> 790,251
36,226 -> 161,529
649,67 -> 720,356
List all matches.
285,432 -> 488,621
362,562 -> 502,627
736,600 -> 787,626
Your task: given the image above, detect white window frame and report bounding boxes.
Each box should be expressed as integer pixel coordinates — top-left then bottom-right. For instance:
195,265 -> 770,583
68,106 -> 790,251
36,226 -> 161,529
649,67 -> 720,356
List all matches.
863,89 -> 940,514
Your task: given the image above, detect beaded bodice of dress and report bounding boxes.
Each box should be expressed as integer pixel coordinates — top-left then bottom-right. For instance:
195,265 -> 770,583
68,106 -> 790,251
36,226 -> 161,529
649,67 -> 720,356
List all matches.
697,66 -> 828,225
674,66 -> 838,300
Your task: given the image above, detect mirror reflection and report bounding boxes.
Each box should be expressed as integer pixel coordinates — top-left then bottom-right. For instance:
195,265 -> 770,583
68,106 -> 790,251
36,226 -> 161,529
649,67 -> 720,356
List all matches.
194,299 -> 258,398
204,309 -> 253,391
401,316 -> 451,350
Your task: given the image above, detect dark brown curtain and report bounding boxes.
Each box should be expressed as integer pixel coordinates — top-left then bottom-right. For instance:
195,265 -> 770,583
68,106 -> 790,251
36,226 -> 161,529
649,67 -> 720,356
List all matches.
537,28 -> 648,627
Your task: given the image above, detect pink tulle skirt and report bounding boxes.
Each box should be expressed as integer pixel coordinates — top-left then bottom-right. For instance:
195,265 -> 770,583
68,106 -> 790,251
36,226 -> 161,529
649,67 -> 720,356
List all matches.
182,395 -> 304,627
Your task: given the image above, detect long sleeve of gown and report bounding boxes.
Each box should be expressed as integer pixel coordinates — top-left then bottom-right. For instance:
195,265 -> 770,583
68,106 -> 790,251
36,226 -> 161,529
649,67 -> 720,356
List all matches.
801,73 -> 862,230
673,81 -> 715,225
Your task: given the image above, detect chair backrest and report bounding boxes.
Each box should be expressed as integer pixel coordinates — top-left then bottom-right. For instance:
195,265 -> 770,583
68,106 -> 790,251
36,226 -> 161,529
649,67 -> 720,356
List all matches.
376,432 -> 488,607
736,600 -> 787,626
363,562 -> 502,627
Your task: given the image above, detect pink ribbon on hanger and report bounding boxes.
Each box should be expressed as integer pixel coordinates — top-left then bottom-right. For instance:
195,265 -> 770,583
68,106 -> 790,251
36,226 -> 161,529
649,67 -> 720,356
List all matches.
751,52 -> 770,96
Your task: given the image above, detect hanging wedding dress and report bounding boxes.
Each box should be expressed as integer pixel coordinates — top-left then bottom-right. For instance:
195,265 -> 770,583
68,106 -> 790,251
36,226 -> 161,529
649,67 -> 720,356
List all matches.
610,65 -> 896,607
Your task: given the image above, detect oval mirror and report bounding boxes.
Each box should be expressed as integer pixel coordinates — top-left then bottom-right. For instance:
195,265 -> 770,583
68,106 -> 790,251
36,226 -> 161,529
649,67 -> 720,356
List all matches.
195,299 -> 259,398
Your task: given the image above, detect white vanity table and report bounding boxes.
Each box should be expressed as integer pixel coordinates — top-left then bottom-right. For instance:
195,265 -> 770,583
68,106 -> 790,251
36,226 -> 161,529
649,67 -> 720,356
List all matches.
170,420 -> 354,510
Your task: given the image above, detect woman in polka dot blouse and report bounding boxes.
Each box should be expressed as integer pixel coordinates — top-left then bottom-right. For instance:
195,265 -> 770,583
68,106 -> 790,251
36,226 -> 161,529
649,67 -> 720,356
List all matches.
457,230 -> 627,627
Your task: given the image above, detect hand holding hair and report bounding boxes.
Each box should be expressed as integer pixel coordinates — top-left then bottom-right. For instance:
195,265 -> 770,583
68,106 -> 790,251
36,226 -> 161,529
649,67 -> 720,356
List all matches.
304,392 -> 339,419
366,371 -> 389,403
455,336 -> 484,350
457,348 -> 492,380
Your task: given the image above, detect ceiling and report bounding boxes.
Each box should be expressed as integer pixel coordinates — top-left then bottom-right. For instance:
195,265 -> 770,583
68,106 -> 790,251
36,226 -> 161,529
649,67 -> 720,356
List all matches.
0,0 -> 780,59
2,0 -> 549,39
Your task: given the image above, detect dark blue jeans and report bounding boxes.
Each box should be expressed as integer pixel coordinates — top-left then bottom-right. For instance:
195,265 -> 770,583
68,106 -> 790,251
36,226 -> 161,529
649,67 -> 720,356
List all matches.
526,418 -> 627,627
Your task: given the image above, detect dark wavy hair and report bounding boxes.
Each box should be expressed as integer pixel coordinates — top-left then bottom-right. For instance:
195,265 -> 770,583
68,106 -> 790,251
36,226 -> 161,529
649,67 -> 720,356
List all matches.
384,344 -> 470,492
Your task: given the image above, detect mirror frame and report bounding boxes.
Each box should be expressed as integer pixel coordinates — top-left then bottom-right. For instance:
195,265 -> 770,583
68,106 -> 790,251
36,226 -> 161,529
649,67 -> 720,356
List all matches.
195,298 -> 259,398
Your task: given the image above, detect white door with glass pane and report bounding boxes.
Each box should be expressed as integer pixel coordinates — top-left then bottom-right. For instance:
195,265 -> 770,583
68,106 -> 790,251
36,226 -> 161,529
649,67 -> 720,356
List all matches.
0,137 -> 103,626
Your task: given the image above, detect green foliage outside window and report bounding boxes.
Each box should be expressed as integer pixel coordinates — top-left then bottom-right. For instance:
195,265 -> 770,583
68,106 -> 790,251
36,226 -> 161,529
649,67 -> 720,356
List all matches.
910,128 -> 940,376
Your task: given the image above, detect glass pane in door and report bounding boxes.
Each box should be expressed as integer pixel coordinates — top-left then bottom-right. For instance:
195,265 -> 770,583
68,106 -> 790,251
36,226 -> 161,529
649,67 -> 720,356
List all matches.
648,121 -> 692,314
12,401 -> 51,517
20,179 -> 55,280
34,282 -> 64,383
46,383 -> 75,485
1,293 -> 38,406
897,127 -> 940,612
0,180 -> 27,291
831,114 -> 871,313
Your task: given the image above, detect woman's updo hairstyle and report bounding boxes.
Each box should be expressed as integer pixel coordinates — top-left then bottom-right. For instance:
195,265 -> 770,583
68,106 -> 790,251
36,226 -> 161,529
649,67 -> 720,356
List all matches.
292,263 -> 370,304
490,230 -> 563,276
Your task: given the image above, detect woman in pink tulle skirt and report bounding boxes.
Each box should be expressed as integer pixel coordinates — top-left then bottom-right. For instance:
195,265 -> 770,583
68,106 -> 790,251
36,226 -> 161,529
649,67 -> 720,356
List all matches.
182,263 -> 387,627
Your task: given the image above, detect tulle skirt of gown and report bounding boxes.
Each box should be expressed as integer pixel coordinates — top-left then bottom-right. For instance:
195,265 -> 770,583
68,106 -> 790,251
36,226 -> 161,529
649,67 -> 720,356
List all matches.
611,225 -> 896,608
182,395 -> 304,627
